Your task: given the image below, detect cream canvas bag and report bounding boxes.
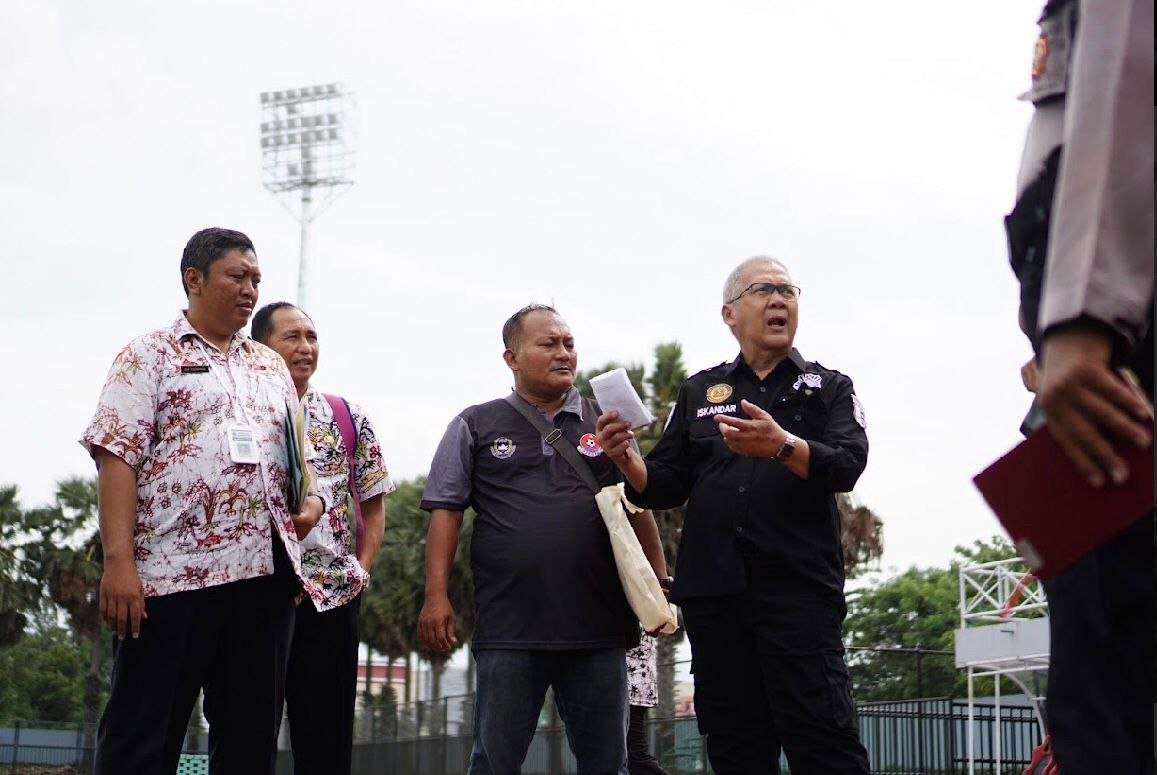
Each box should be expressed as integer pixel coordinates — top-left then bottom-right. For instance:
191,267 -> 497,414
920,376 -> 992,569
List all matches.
595,483 -> 678,634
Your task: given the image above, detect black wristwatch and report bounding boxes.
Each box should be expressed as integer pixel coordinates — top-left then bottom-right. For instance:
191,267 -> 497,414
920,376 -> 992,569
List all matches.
658,576 -> 674,591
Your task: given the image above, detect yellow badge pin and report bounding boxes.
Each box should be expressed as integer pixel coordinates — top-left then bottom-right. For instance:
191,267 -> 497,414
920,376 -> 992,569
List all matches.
705,383 -> 733,404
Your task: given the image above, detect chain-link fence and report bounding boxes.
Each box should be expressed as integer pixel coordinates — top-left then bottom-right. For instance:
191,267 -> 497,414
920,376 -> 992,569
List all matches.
0,718 -> 209,775
1,648 -> 1043,775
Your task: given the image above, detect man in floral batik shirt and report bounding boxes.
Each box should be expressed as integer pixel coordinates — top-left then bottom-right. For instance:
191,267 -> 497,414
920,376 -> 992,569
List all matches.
81,228 -> 327,775
252,301 -> 393,775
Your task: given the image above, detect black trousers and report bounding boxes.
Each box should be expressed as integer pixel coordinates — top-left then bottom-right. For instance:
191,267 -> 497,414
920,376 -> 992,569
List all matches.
285,593 -> 362,775
680,575 -> 869,775
1043,513 -> 1153,775
94,538 -> 297,775
627,704 -> 670,775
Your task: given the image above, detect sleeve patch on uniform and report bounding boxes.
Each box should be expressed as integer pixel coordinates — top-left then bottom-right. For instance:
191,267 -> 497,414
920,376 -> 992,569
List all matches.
851,394 -> 866,429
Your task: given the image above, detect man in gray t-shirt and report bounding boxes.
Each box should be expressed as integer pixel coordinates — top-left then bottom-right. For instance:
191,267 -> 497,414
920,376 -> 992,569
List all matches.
418,304 -> 667,775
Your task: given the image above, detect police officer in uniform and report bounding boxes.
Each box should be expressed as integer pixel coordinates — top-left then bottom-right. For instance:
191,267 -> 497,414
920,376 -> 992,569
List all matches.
1005,0 -> 1153,771
597,256 -> 871,774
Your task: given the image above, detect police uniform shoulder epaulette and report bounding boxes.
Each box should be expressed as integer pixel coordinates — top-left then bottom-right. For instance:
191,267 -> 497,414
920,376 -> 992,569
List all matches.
807,361 -> 856,390
808,359 -> 837,375
687,361 -> 732,382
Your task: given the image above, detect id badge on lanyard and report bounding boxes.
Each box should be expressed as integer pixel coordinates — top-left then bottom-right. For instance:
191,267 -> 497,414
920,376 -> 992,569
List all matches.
227,424 -> 260,464
198,340 -> 261,466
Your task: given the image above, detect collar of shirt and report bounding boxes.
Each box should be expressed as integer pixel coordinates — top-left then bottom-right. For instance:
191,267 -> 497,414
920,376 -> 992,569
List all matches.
514,386 -> 585,421
558,386 -> 584,419
172,313 -> 254,355
723,349 -> 808,379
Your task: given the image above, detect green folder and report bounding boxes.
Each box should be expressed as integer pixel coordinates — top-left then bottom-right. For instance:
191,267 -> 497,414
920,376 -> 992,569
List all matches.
284,401 -> 312,513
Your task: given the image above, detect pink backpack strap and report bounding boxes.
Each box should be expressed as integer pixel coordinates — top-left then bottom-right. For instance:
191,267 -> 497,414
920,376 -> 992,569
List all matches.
322,393 -> 364,556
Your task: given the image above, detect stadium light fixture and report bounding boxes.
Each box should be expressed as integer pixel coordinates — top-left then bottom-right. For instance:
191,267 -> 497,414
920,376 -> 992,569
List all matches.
258,82 -> 356,309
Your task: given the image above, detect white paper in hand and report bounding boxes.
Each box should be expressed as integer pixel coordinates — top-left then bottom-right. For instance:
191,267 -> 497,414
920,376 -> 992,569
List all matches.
589,368 -> 655,429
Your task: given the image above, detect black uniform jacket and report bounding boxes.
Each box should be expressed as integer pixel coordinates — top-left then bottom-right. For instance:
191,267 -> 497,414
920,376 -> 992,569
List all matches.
627,349 -> 868,604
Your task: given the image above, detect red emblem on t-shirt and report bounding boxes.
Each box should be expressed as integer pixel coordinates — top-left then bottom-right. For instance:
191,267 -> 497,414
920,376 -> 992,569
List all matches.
577,433 -> 603,457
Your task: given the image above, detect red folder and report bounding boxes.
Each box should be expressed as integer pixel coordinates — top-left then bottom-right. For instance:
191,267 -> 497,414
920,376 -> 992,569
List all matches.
973,428 -> 1154,579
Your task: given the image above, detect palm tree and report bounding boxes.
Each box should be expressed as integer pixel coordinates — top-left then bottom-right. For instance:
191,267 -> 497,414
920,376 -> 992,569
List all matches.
0,486 -> 35,647
837,492 -> 884,577
360,477 -> 475,738
22,477 -> 105,773
578,342 -> 689,763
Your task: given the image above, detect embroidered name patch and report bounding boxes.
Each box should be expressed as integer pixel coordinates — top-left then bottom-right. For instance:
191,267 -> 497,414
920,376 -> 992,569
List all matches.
490,437 -> 516,459
696,403 -> 737,419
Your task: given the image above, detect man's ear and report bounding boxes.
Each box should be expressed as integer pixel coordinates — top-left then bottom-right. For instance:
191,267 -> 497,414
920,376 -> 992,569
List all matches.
184,267 -> 204,297
721,303 -> 735,327
502,348 -> 518,371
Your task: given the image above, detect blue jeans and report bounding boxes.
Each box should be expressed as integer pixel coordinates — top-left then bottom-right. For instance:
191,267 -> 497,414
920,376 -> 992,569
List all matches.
469,648 -> 628,775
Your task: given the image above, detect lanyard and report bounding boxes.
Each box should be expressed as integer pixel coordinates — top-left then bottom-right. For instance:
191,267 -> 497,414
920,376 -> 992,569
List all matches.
194,339 -> 253,426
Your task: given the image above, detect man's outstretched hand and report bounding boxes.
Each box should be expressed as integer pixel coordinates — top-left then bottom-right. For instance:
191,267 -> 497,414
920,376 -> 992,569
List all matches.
715,400 -> 783,457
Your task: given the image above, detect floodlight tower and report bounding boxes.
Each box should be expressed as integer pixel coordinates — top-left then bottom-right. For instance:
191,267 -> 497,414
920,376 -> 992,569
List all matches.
259,83 -> 355,309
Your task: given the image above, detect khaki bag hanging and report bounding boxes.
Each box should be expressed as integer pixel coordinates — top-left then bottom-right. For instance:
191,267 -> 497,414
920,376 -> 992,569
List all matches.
504,394 -> 679,635
595,483 -> 678,634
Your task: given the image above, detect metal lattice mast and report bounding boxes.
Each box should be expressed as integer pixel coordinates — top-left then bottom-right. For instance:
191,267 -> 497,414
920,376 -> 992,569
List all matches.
259,83 -> 356,309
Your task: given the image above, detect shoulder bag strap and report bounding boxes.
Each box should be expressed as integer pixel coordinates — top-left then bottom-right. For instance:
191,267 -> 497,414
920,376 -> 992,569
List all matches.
323,393 -> 365,555
503,392 -> 601,494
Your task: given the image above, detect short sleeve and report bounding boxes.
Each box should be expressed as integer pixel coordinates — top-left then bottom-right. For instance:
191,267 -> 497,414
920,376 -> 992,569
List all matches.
420,415 -> 474,512
79,339 -> 160,470
349,402 -> 394,501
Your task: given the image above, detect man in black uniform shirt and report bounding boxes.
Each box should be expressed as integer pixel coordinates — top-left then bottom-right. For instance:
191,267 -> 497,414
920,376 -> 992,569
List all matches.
597,256 -> 871,774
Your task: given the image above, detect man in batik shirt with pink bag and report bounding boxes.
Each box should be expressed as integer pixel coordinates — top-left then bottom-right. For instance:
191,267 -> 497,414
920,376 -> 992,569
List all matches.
81,228 -> 327,775
253,301 -> 393,775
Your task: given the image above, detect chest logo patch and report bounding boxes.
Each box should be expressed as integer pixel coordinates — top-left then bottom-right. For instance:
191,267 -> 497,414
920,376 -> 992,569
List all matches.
705,383 -> 733,403
792,373 -> 823,391
490,437 -> 516,459
577,433 -> 603,457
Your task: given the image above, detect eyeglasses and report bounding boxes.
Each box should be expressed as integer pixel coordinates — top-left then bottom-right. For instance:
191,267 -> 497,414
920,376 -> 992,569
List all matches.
727,282 -> 801,304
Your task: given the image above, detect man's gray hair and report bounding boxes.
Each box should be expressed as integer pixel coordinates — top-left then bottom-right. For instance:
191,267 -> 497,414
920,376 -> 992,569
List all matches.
722,256 -> 790,303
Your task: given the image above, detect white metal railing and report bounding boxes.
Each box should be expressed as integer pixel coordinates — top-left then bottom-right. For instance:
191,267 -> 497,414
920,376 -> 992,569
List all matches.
958,557 -> 1047,626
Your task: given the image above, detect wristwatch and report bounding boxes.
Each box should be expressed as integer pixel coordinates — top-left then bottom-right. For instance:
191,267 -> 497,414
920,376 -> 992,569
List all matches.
658,576 -> 674,591
774,433 -> 797,462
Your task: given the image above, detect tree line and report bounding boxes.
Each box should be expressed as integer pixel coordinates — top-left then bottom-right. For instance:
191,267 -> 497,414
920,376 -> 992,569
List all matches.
0,340 -> 1016,730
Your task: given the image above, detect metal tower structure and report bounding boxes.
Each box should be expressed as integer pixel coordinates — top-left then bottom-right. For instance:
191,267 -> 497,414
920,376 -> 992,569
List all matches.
259,83 -> 356,309
954,557 -> 1050,774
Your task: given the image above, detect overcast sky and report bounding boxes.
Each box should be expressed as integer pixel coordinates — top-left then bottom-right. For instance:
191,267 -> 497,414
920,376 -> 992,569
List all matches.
1,0 -> 1044,575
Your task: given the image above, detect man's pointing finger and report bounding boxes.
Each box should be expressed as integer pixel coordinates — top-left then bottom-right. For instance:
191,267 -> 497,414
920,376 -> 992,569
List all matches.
740,399 -> 771,419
